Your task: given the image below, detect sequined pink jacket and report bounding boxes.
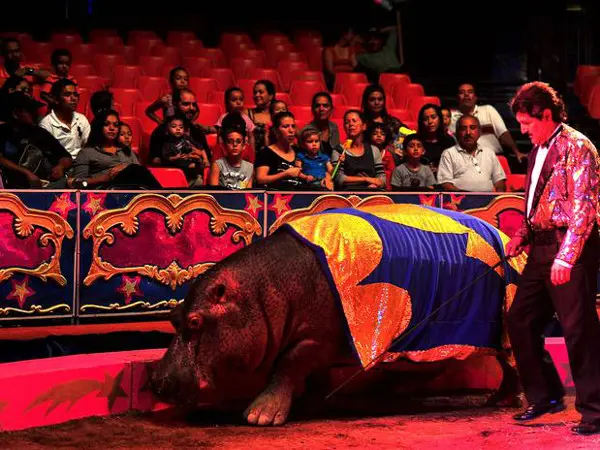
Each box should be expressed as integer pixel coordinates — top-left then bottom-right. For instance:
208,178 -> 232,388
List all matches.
514,123 -> 600,265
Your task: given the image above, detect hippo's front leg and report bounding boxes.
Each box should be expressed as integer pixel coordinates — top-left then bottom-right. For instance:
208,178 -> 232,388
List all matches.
244,338 -> 334,426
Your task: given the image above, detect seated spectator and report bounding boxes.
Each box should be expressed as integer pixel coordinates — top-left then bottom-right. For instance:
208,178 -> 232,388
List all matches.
145,67 -> 190,125
160,114 -> 209,187
268,100 -> 288,145
300,92 -> 340,156
362,84 -> 405,140
437,115 -> 506,192
331,109 -> 386,190
295,127 -> 333,190
118,122 -> 133,148
39,79 -> 90,158
450,82 -> 525,162
255,111 -> 303,190
149,88 -> 210,166
0,92 -> 72,189
248,80 -> 276,149
0,38 -> 49,80
366,121 -> 399,169
72,109 -> 160,189
416,103 -> 455,171
391,134 -> 436,190
40,49 -> 77,105
213,87 -> 255,145
440,106 -> 453,136
323,29 -> 359,90
209,124 -> 254,190
211,111 -> 255,163
355,26 -> 403,83
0,76 -> 32,122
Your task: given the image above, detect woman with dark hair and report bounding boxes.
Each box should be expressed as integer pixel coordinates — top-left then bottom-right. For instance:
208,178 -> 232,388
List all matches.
248,79 -> 276,149
72,109 -> 161,189
145,66 -> 190,125
331,109 -> 386,190
255,111 -> 304,189
0,76 -> 31,122
361,84 -> 405,138
300,91 -> 340,156
417,103 -> 456,170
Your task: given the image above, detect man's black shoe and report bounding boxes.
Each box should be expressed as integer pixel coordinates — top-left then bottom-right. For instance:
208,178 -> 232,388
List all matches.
571,420 -> 600,435
512,400 -> 565,421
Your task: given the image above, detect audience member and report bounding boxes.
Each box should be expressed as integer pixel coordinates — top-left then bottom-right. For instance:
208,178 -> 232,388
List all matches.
145,66 -> 190,125
391,134 -> 436,189
295,127 -> 333,190
300,91 -> 340,156
209,124 -> 254,189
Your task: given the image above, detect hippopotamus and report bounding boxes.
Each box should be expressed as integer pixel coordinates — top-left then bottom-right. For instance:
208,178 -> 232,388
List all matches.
151,205 -> 524,426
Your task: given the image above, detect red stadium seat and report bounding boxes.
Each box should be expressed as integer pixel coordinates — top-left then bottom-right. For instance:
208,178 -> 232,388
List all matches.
111,88 -> 144,116
134,101 -> 161,132
179,40 -> 205,58
229,58 -> 260,80
78,75 -> 110,92
147,168 -> 189,188
391,83 -> 426,110
203,68 -> 236,91
167,31 -> 198,47
288,105 -> 313,123
93,54 -> 125,81
70,64 -> 94,80
69,44 -> 97,65
51,33 -> 83,48
330,93 -> 347,106
76,87 -> 90,116
197,48 -> 227,68
182,57 -> 213,77
341,82 -> 370,107
387,108 -> 413,124
247,68 -> 282,92
236,79 -> 258,104
333,72 -> 369,94
155,46 -> 181,67
407,96 -> 441,121
289,80 -> 327,105
379,73 -> 411,96
197,103 -> 223,126
137,76 -> 169,102
275,92 -> 292,106
138,56 -> 166,77
227,49 -> 267,67
289,69 -> 326,85
277,60 -> 309,91
112,65 -> 142,89
187,78 -> 219,103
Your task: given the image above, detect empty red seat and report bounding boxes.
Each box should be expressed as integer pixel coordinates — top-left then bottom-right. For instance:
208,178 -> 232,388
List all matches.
197,103 -> 223,126
507,174 -> 526,192
268,51 -> 306,69
122,45 -> 138,65
341,82 -> 370,107
51,33 -> 83,48
77,88 -> 90,116
229,57 -> 261,80
155,46 -> 181,67
69,43 -> 97,65
93,54 -> 125,80
137,76 -> 169,102
70,64 -> 94,80
138,56 -> 166,77
78,75 -> 109,92
289,69 -> 326,86
247,68 -> 283,92
236,78 -> 258,104
112,65 -> 142,89
182,57 -> 213,77
304,46 -> 323,71
204,68 -> 236,90
332,105 -> 354,119
197,48 -> 227,68
147,167 -> 188,188
132,39 -> 164,57
93,35 -> 125,51
128,30 -> 159,42
289,105 -> 313,123
89,29 -> 119,40
391,83 -> 426,109
228,49 -> 267,67
111,88 -> 144,116
278,60 -> 309,91
134,101 -> 161,132
21,41 -> 53,63
588,84 -> 600,119
209,90 -> 225,105
406,95 -> 440,120
187,78 -> 219,102
179,40 -> 205,58
387,108 -> 413,123
167,31 -> 198,47
497,155 -> 512,176
219,33 -> 253,55
333,72 -> 369,94
329,93 -> 347,106
289,80 -> 327,105
379,73 -> 411,96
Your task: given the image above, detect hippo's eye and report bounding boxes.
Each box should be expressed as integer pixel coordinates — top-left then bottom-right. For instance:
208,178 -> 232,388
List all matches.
211,283 -> 226,302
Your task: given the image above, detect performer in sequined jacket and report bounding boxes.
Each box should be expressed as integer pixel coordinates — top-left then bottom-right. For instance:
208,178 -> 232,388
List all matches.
506,81 -> 600,435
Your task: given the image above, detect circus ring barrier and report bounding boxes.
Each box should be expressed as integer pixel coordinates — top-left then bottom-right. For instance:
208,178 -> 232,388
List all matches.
0,189 -> 580,430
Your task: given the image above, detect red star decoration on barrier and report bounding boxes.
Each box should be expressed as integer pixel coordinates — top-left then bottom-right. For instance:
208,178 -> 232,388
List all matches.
83,193 -> 107,217
268,194 -> 293,218
244,194 -> 264,218
418,194 -> 437,207
7,276 -> 36,308
49,193 -> 76,219
443,194 -> 466,211
117,276 -> 143,305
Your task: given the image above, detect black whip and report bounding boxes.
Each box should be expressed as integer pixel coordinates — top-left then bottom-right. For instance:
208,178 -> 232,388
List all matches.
325,255 -> 511,400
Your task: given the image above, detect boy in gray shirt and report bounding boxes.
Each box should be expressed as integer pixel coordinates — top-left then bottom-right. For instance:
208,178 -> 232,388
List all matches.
391,134 -> 436,189
209,124 -> 254,190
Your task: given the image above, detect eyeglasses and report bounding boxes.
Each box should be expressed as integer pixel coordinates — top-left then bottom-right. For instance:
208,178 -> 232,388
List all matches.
471,156 -> 482,173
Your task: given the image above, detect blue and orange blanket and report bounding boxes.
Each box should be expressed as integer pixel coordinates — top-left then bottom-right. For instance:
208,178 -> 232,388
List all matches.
283,204 -> 527,368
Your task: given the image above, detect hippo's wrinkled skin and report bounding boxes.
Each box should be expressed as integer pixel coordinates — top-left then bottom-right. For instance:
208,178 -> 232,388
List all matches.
151,229 -> 519,426
151,230 -> 345,426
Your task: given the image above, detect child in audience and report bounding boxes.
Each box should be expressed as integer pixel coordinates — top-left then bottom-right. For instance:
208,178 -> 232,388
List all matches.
440,106 -> 453,136
391,134 -> 436,189
213,87 -> 255,140
40,49 -> 77,104
209,125 -> 254,189
119,123 -> 133,148
161,114 -> 209,187
295,128 -> 333,190
268,100 -> 289,145
145,66 -> 190,125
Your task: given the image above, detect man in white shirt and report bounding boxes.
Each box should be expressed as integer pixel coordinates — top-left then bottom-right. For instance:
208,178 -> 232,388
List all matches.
39,78 -> 90,158
450,83 -> 526,163
437,114 -> 506,192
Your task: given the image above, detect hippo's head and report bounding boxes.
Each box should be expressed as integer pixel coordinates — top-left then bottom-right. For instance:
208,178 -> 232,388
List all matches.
151,265 -> 269,407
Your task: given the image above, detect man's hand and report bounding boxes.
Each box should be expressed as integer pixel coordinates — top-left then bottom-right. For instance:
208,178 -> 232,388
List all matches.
515,150 -> 528,164
26,171 -> 42,188
551,262 -> 571,286
108,164 -> 128,179
506,235 -> 526,258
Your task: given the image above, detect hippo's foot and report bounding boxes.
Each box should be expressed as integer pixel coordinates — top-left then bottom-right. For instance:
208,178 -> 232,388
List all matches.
244,378 -> 294,426
486,359 -> 522,408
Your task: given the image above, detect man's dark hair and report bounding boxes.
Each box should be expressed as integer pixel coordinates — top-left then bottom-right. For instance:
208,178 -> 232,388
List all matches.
510,81 -> 567,123
90,90 -> 113,117
50,78 -> 77,101
51,48 -> 72,66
